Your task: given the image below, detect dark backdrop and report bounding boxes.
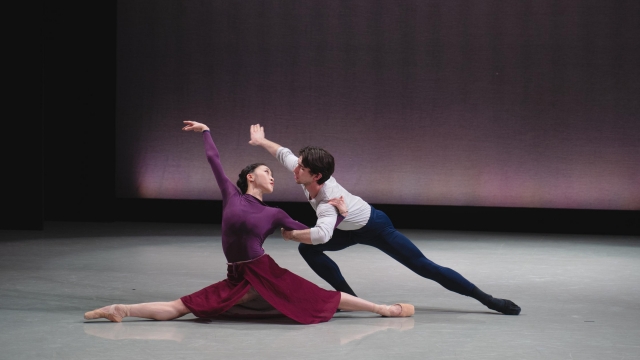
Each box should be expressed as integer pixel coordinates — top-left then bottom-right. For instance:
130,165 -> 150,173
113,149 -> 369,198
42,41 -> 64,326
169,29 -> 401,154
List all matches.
42,2 -> 116,224
117,1 -> 639,211
2,1 -> 44,230
8,1 -> 636,234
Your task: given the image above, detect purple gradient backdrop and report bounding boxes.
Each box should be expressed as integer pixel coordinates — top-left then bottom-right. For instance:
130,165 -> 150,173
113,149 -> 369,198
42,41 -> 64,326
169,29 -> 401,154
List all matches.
117,1 -> 640,210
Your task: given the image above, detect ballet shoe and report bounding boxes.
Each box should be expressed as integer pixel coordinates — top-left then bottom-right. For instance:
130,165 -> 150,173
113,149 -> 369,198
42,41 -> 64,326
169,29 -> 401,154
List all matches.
494,299 -> 521,315
84,304 -> 128,322
394,303 -> 415,317
375,303 -> 415,317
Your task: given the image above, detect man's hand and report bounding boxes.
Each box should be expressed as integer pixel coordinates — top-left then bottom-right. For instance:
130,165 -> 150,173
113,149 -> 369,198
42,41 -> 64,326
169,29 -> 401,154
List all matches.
248,124 -> 282,157
249,124 -> 265,146
281,228 -> 293,241
182,120 -> 209,133
280,228 -> 313,244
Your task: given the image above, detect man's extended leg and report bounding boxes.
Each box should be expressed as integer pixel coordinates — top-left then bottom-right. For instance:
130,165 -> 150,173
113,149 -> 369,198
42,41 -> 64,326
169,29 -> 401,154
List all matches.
357,209 -> 521,315
365,227 -> 475,295
298,230 -> 358,296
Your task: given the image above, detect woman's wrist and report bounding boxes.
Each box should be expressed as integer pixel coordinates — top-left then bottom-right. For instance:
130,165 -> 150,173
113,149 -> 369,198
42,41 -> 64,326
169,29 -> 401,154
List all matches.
339,210 -> 348,217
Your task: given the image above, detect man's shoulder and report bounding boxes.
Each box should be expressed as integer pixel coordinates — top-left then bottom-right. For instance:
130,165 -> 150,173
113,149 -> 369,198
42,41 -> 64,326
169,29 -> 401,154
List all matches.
319,177 -> 343,197
322,177 -> 340,189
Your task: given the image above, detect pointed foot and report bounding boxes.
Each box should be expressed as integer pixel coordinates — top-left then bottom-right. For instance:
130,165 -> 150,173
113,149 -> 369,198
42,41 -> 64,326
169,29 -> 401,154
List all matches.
84,304 -> 127,322
490,299 -> 521,315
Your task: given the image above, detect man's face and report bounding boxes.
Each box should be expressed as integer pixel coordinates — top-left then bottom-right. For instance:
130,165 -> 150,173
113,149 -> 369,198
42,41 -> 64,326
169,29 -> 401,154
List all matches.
293,156 -> 320,185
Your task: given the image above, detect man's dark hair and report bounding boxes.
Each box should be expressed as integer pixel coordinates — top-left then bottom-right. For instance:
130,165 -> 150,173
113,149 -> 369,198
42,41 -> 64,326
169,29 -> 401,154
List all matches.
237,163 -> 266,194
298,146 -> 334,185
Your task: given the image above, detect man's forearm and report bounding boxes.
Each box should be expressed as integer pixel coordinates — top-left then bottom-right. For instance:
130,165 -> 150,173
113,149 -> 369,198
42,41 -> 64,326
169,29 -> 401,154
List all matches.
259,138 -> 282,157
288,229 -> 313,244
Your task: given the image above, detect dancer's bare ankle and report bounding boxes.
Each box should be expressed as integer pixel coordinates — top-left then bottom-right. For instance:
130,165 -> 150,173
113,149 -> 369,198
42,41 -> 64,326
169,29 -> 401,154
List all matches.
116,304 -> 130,318
374,304 -> 389,317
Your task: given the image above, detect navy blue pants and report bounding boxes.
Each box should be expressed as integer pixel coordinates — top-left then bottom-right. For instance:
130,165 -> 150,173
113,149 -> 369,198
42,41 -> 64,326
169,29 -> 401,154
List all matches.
298,207 -> 476,297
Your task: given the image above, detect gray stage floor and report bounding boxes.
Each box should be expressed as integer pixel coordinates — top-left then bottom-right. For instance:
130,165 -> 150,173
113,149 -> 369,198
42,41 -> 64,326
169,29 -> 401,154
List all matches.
1,222 -> 639,360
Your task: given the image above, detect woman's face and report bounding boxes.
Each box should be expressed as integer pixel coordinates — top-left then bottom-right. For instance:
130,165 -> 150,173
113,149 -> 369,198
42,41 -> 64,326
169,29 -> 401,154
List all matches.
249,165 -> 274,194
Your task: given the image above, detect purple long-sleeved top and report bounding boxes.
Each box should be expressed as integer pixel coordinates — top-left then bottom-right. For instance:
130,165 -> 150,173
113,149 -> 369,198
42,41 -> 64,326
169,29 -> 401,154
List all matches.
202,131 -> 342,263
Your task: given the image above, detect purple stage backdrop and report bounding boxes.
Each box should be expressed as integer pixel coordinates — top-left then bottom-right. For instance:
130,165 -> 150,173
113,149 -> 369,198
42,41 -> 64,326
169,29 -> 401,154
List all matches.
116,1 -> 639,210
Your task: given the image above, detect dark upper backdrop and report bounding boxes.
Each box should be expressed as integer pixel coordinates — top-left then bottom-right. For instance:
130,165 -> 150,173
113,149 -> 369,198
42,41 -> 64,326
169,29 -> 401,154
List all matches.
11,1 -> 636,232
117,1 -> 638,211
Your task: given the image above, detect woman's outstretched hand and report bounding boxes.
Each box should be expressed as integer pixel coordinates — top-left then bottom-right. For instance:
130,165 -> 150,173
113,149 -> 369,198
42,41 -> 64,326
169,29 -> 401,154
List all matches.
182,120 -> 210,133
328,196 -> 348,216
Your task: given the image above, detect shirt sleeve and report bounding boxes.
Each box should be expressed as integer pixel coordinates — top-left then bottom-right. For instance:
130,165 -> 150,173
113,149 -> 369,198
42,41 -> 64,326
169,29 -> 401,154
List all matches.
275,147 -> 299,172
203,131 -> 239,201
309,202 -> 340,244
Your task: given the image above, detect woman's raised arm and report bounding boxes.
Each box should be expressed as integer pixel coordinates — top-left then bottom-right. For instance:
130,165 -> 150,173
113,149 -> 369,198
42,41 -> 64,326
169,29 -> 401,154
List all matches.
182,121 -> 238,200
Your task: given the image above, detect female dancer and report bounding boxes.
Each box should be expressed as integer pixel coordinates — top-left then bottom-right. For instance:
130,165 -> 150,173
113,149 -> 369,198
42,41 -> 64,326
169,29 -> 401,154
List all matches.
84,121 -> 413,324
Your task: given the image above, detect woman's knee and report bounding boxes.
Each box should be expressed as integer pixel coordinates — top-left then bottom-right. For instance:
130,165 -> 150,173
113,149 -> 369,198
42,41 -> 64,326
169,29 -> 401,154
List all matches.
171,299 -> 191,316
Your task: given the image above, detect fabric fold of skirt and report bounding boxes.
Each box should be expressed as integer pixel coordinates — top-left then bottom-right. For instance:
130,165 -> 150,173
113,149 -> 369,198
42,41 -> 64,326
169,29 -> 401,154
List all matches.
180,254 -> 340,324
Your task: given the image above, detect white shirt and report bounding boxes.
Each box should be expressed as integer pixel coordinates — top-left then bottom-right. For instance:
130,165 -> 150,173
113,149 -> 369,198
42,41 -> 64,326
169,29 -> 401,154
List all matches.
276,147 -> 371,244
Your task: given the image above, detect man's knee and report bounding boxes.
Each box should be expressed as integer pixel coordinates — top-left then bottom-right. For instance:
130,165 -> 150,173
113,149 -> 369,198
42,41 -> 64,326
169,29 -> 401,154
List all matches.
298,242 -> 316,257
421,261 -> 450,280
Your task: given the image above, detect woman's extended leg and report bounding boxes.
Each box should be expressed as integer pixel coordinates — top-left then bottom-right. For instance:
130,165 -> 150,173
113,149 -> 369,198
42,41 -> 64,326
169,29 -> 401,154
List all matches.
338,292 -> 414,317
84,299 -> 191,322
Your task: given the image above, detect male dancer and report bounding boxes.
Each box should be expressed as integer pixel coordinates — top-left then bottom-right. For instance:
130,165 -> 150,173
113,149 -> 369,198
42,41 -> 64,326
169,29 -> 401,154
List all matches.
248,124 -> 521,315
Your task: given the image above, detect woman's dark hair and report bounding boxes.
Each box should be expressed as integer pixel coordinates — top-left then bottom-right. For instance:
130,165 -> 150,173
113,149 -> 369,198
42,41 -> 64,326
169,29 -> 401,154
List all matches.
237,163 -> 266,194
298,146 -> 334,185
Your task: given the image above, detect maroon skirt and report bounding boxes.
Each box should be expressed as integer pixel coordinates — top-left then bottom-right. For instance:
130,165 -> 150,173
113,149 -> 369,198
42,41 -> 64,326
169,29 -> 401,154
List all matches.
180,254 -> 341,324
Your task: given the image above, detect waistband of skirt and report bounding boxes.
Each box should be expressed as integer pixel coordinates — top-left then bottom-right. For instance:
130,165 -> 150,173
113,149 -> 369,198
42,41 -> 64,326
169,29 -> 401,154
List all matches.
226,252 -> 267,266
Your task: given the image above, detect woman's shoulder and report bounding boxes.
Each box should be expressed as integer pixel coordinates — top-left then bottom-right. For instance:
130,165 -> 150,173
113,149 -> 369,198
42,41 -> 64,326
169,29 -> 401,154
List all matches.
266,206 -> 290,220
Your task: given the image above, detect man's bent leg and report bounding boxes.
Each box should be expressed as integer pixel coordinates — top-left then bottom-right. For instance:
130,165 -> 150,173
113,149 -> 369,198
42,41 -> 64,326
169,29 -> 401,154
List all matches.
298,230 -> 358,296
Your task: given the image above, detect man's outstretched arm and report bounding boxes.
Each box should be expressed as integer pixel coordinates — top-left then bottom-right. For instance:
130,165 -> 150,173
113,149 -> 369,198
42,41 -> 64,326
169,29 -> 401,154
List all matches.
249,124 -> 298,171
249,124 -> 282,157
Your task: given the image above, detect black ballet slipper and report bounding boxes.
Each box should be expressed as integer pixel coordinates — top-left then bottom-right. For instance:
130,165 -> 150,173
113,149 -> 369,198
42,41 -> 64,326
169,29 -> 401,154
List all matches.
488,298 -> 521,315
